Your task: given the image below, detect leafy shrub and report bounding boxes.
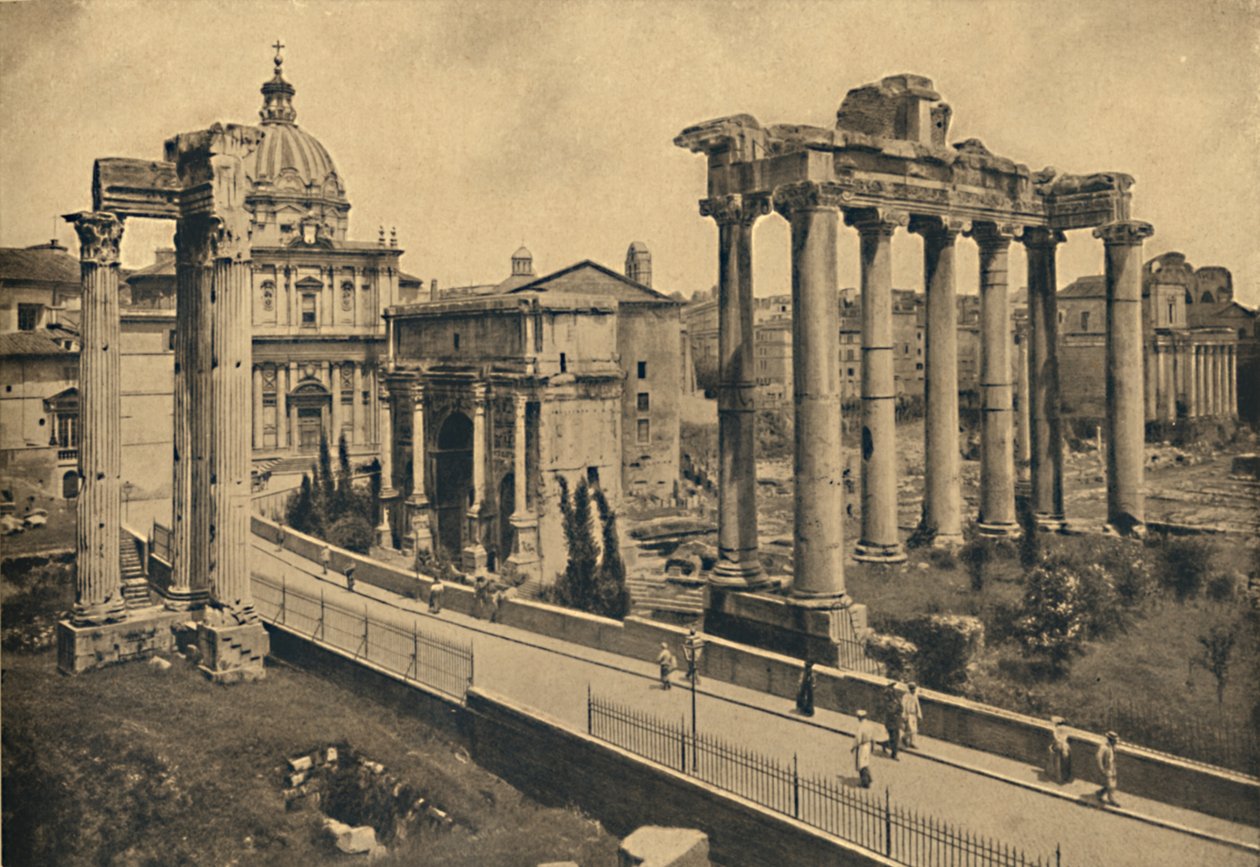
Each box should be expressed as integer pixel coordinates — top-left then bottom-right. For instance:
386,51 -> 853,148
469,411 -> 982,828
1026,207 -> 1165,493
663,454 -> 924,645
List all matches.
327,514 -> 374,555
1075,562 -> 1126,639
926,546 -> 958,571
884,614 -> 985,691
864,632 -> 918,682
1153,535 -> 1215,601
1206,571 -> 1244,603
1013,560 -> 1090,675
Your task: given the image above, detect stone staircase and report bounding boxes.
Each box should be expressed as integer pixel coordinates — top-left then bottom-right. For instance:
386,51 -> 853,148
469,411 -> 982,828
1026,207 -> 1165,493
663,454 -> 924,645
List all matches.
627,573 -> 705,618
120,531 -> 151,608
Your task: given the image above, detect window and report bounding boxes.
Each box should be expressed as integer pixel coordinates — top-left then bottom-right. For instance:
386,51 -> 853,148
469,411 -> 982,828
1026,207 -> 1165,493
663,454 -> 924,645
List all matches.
636,418 -> 650,443
637,361 -> 647,379
1168,303 -> 1175,325
301,294 -> 317,326
62,471 -> 79,500
587,466 -> 600,485
847,367 -> 855,377
915,362 -> 924,371
559,352 -> 567,373
637,392 -> 650,412
1080,311 -> 1090,331
453,332 -> 460,350
168,330 -> 176,351
17,304 -> 40,331
1201,292 -> 1215,304
56,413 -> 78,448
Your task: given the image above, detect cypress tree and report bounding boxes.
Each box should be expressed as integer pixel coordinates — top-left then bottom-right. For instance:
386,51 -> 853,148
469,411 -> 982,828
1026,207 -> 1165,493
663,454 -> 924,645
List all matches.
554,475 -> 599,612
592,485 -> 631,620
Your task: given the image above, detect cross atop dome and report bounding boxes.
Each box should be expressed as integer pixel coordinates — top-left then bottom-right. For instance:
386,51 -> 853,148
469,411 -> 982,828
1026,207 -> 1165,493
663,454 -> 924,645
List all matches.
260,40 -> 297,124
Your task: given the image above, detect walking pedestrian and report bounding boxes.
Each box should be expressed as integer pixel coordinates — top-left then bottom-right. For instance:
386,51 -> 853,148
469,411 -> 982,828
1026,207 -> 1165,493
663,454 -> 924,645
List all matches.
656,642 -> 676,690
682,624 -> 705,685
427,576 -> 444,614
1095,731 -> 1121,806
901,682 -> 923,749
343,563 -> 357,593
320,543 -> 331,575
1046,716 -> 1072,784
851,709 -> 877,788
881,682 -> 904,760
795,660 -> 816,716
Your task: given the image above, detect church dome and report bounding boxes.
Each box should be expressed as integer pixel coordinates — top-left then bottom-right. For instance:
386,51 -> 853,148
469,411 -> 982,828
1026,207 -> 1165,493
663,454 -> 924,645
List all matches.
246,45 -> 349,243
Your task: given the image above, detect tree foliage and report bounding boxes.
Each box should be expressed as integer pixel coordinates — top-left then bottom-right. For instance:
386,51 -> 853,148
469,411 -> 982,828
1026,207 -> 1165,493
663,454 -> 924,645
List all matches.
1013,558 -> 1091,675
1196,624 -> 1236,706
284,431 -> 375,552
551,476 -> 630,620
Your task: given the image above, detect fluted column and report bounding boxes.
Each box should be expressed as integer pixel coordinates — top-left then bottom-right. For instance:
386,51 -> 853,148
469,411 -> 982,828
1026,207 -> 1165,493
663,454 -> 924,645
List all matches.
1228,345 -> 1238,417
1023,227 -> 1066,530
1096,220 -> 1154,534
1212,345 -> 1224,417
276,365 -> 288,448
912,217 -> 965,544
289,361 -> 300,449
407,380 -> 433,554
1186,345 -> 1198,418
774,182 -> 848,604
700,193 -> 769,587
1014,326 -> 1031,472
1144,345 -> 1158,422
168,222 -> 199,608
848,207 -> 907,563
508,393 -> 541,577
969,223 -> 1018,536
463,381 -> 489,571
1159,345 -> 1176,422
66,211 -> 127,625
330,362 -> 343,445
252,365 -> 264,450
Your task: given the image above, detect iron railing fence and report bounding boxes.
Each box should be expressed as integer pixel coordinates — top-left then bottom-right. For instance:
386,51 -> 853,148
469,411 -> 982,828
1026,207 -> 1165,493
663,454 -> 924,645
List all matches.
151,521 -> 172,562
589,693 -> 1060,867
1100,697 -> 1259,777
252,573 -> 473,701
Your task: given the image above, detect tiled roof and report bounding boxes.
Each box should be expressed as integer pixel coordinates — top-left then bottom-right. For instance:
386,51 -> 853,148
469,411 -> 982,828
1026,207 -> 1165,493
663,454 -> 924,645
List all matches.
0,331 -> 76,357
0,246 -> 79,285
1058,276 -> 1106,299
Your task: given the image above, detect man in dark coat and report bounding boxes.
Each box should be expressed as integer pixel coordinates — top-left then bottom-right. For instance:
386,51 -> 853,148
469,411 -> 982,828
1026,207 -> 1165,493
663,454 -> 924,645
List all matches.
795,660 -> 816,716
881,681 -> 904,760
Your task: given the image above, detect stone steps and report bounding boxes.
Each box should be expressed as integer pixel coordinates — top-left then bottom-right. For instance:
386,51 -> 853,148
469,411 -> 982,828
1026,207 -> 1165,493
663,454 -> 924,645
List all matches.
120,531 -> 151,608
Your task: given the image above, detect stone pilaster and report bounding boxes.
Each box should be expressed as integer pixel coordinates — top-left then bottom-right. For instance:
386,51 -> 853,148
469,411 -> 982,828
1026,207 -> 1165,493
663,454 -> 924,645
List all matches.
462,381 -> 489,572
969,222 -> 1018,536
331,361 -> 342,444
847,207 -> 907,563
1022,227 -> 1066,530
377,384 -> 396,547
252,365 -> 264,450
774,182 -> 849,604
406,380 -> 433,554
352,362 -> 363,444
507,394 -> 541,582
912,217 -> 965,545
276,364 -> 289,448
65,211 -> 127,625
700,194 -> 770,587
1096,220 -> 1154,534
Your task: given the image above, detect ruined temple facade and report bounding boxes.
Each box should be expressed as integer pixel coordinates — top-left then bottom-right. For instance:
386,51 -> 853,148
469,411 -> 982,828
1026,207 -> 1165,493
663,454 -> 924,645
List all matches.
381,257 -> 682,592
677,74 -> 1152,663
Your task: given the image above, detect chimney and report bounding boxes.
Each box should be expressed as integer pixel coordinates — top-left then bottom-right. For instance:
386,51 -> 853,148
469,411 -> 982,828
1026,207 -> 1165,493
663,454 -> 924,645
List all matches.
430,278 -> 439,302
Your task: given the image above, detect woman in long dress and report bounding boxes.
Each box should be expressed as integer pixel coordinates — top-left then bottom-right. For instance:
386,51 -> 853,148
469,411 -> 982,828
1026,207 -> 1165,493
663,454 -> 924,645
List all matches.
1046,716 -> 1072,783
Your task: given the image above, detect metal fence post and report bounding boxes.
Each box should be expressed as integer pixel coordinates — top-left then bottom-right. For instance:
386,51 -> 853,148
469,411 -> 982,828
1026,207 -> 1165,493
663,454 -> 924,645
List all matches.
793,753 -> 800,819
680,717 -> 687,773
1056,843 -> 1061,867
280,574 -> 287,625
363,606 -> 369,659
318,589 -> 325,641
884,787 -> 891,857
587,684 -> 592,735
410,622 -> 418,681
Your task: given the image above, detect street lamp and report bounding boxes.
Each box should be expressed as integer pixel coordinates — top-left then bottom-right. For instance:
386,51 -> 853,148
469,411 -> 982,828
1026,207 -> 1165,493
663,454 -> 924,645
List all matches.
122,481 -> 135,524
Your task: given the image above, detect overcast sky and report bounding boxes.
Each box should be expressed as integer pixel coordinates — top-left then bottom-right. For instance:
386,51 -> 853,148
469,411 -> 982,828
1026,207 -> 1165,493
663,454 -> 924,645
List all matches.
3,0 -> 1257,305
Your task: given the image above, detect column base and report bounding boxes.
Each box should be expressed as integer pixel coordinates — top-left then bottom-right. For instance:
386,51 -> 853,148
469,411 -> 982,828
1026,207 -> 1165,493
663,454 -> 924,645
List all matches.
710,555 -> 772,589
56,606 -> 183,675
1103,517 -> 1146,539
852,541 -> 907,564
1034,514 -> 1068,533
405,498 -> 434,555
976,520 -> 1019,538
930,532 -> 964,549
160,585 -> 210,612
706,587 -> 868,667
461,544 -> 488,574
506,515 -> 542,586
196,621 -> 269,684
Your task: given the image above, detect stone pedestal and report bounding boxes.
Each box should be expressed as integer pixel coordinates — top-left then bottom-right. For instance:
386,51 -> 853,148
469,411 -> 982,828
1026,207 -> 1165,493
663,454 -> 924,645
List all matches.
506,514 -> 542,583
706,587 -> 868,668
377,493 -> 397,549
196,620 -> 269,684
56,606 -> 183,675
405,497 -> 433,554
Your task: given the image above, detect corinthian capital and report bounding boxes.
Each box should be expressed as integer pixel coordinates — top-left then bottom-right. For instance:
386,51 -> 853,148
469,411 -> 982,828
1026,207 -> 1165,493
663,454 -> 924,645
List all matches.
908,215 -> 971,241
772,181 -> 846,219
1093,220 -> 1154,246
208,212 -> 253,262
699,193 -> 770,227
965,220 -> 1021,249
64,211 -> 124,265
1020,226 -> 1066,249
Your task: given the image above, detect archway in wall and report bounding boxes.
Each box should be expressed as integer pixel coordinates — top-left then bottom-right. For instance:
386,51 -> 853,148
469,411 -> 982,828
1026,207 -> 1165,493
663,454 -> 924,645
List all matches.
62,470 -> 79,500
434,412 -> 473,560
290,380 -> 332,454
498,473 -> 515,566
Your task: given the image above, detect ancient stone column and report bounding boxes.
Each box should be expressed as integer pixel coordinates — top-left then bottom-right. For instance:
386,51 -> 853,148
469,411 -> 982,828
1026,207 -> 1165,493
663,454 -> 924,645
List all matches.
1014,326 -> 1031,471
774,182 -> 848,604
699,194 -> 769,587
252,365 -> 264,450
276,364 -> 289,448
1197,345 -> 1209,417
407,380 -> 433,554
66,211 -> 127,625
1159,345 -> 1176,422
508,393 -> 541,579
1096,220 -> 1154,533
1185,345 -> 1198,418
1228,345 -> 1238,417
331,361 -> 343,444
969,223 -> 1018,536
377,384 -> 395,547
912,217 -> 964,544
1212,345 -> 1224,417
463,381 -> 489,571
848,207 -> 907,563
289,361 -> 300,447
1023,227 -> 1066,529
1144,345 -> 1158,422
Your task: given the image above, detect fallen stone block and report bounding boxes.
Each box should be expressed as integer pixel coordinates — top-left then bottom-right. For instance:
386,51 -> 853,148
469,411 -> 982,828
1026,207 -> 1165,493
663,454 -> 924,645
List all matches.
619,826 -> 710,867
288,755 -> 313,773
336,824 -> 378,855
148,656 -> 172,671
287,771 -> 307,788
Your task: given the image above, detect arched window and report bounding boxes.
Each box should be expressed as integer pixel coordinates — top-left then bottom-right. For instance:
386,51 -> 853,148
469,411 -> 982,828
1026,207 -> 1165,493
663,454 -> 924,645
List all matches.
1184,290 -> 1194,305
62,470 -> 79,499
1201,291 -> 1215,304
1080,311 -> 1090,331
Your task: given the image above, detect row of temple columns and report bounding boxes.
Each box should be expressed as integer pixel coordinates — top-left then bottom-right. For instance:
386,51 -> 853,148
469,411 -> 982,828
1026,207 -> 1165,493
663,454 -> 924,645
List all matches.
702,183 -> 1154,605
68,126 -> 262,627
1155,342 -> 1237,421
250,360 -> 381,450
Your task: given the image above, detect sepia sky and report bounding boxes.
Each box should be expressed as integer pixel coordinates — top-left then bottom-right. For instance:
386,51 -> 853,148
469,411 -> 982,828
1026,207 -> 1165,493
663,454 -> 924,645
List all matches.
2,0 -> 1257,305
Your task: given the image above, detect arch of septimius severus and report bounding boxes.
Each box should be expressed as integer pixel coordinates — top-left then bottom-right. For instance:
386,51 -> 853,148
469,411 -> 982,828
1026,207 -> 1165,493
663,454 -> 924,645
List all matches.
677,75 -> 1152,660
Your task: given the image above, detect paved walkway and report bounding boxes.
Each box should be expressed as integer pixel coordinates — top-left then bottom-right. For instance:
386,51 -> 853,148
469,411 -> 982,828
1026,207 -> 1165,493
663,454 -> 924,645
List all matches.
251,543 -> 1258,867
